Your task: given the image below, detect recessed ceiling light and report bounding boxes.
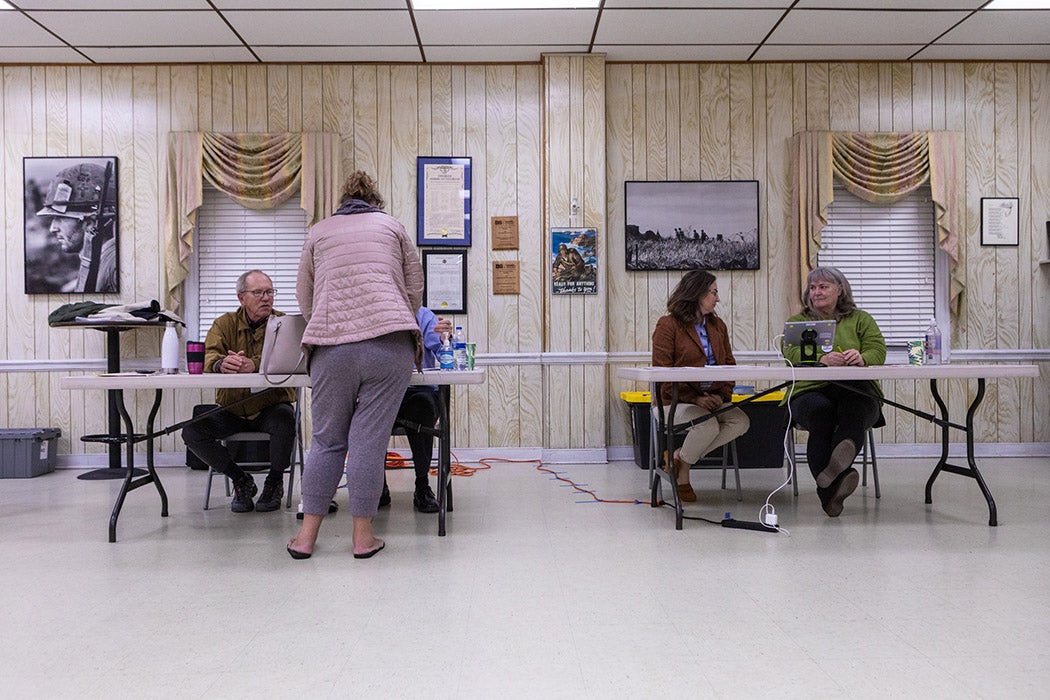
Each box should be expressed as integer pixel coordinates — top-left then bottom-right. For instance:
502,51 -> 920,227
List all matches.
983,0 -> 1050,8
412,1 -> 600,9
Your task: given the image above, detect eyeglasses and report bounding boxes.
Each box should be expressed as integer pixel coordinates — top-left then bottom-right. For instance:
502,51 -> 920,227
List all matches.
244,288 -> 276,298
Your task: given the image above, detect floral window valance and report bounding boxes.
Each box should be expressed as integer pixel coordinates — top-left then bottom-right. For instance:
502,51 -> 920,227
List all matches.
792,131 -> 964,313
165,131 -> 342,312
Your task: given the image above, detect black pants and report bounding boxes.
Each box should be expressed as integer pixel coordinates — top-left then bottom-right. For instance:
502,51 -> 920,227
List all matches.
396,386 -> 439,487
790,383 -> 880,480
183,402 -> 296,484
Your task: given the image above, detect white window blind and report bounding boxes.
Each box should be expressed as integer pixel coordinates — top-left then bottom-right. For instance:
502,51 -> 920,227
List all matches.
194,185 -> 308,334
818,183 -> 937,346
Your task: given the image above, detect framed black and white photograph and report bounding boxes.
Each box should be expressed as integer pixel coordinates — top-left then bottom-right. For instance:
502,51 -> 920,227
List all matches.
422,249 -> 467,314
980,197 -> 1019,247
24,156 -> 119,294
417,156 -> 471,247
625,180 -> 759,271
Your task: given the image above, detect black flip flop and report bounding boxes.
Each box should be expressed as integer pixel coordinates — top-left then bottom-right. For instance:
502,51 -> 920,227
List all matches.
353,542 -> 385,560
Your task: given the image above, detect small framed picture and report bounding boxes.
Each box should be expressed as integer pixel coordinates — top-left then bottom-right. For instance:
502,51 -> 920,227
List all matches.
552,227 -> 598,295
980,197 -> 1019,247
417,156 -> 472,247
422,249 -> 467,314
24,156 -> 120,294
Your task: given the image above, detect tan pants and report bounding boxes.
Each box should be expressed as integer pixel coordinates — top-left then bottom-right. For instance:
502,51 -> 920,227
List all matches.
654,403 -> 751,465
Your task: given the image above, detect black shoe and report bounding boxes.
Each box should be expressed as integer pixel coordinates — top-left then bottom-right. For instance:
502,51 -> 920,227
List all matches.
378,483 -> 391,508
818,467 -> 859,517
413,485 -> 439,513
256,479 -> 284,512
231,478 -> 258,513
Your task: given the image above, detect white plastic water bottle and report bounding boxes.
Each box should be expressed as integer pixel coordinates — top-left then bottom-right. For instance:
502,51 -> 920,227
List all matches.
925,318 -> 942,365
452,326 -> 467,371
161,321 -> 180,374
438,333 -> 455,371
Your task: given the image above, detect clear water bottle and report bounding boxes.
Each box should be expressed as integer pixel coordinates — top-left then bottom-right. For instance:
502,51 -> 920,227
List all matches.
161,321 -> 180,374
438,333 -> 455,371
925,318 -> 942,365
452,326 -> 467,371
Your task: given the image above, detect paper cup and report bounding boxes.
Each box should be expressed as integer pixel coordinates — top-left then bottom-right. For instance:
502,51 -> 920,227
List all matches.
465,343 -> 476,370
907,340 -> 925,365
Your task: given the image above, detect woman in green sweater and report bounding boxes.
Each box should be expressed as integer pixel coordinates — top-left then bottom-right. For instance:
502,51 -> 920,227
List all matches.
783,267 -> 886,517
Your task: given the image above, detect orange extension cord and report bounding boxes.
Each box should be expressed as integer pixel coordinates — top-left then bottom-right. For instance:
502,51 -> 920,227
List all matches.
385,453 -> 647,505
384,450 -> 491,477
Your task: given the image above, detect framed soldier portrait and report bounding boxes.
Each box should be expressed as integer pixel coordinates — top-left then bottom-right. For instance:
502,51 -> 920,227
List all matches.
24,156 -> 120,294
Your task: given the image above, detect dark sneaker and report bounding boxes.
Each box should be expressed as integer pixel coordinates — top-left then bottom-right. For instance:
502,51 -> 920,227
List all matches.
413,485 -> 439,513
378,482 -> 392,508
231,478 -> 258,513
256,479 -> 284,512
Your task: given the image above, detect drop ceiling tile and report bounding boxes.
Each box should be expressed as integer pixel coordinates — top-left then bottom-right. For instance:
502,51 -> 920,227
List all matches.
215,1 -> 403,7
22,10 -> 240,45
81,46 -> 258,62
0,47 -> 90,63
595,9 -> 782,44
424,45 -> 586,63
796,0 -> 984,8
414,9 -> 597,45
253,45 -> 424,63
768,9 -> 969,45
603,0 -> 792,7
596,44 -> 755,62
0,12 -> 65,46
938,10 -> 1050,44
225,9 -> 416,45
17,1 -> 211,8
916,43 -> 1050,61
753,44 -> 927,62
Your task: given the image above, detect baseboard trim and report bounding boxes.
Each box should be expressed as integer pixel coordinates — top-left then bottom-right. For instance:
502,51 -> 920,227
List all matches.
55,442 -> 1050,470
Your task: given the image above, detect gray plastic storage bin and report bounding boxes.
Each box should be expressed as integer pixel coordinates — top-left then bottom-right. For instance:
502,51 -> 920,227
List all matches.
0,428 -> 61,478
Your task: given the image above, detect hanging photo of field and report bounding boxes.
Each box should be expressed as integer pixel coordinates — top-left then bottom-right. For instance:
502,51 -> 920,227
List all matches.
624,180 -> 759,271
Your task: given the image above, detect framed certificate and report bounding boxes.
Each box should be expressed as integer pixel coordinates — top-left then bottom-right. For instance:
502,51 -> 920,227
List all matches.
422,249 -> 467,314
417,156 -> 472,247
980,197 -> 1019,246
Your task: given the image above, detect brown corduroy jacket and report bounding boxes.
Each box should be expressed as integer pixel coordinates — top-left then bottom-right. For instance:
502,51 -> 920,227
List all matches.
651,313 -> 737,405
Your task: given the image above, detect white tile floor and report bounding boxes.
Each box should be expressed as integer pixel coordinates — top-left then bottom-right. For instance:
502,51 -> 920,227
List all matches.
1,456 -> 1049,698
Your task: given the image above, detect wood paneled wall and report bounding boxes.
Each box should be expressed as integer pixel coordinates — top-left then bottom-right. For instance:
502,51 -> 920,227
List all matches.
606,61 -> 1050,448
1,59 -> 1048,459
544,54 -> 608,450
0,64 -> 545,457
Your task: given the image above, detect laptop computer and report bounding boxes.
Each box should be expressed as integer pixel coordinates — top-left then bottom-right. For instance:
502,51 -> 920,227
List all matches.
782,319 -> 836,363
258,313 -> 308,379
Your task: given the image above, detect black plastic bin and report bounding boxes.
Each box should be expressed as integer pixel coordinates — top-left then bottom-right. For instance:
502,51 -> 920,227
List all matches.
621,391 -> 652,469
621,391 -> 789,471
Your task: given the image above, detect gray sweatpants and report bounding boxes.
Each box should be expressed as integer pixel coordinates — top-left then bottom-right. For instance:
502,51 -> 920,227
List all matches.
301,331 -> 414,517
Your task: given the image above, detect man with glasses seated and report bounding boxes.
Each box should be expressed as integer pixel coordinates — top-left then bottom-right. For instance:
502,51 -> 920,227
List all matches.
183,269 -> 297,513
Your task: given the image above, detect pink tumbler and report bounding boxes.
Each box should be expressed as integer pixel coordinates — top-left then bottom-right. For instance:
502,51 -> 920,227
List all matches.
186,341 -> 205,374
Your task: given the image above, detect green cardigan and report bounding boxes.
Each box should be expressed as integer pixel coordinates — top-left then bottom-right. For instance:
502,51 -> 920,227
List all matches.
781,309 -> 887,401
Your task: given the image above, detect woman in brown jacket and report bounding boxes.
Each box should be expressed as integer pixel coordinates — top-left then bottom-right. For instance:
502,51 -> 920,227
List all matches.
652,270 -> 750,502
